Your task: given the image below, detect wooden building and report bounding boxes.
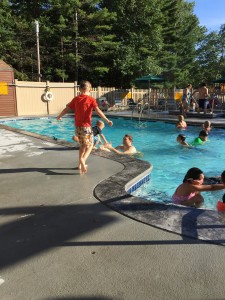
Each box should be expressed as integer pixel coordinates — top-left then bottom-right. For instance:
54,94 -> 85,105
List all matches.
0,60 -> 17,116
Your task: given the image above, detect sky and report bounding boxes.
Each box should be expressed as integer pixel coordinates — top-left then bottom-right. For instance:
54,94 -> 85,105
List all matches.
188,0 -> 225,32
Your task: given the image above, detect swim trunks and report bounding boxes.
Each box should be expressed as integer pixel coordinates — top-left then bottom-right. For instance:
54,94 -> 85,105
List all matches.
198,99 -> 207,109
93,135 -> 99,145
76,127 -> 93,147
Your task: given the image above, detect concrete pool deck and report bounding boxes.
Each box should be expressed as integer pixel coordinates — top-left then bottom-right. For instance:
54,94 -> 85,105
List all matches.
1,113 -> 225,299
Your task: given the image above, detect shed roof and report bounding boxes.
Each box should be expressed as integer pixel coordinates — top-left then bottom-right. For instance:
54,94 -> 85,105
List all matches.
0,60 -> 13,71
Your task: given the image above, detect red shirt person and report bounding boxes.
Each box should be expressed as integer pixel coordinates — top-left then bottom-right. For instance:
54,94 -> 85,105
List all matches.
57,80 -> 113,174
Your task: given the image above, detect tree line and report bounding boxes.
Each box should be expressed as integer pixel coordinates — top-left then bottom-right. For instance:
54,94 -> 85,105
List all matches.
0,0 -> 225,88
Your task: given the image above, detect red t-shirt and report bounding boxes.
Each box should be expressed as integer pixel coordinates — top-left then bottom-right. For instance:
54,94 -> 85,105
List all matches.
68,94 -> 98,127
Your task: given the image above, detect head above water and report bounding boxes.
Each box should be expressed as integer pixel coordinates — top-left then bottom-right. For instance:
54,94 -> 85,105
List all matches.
199,130 -> 208,141
223,194 -> 225,203
178,115 -> 184,122
123,134 -> 133,143
203,120 -> 211,128
221,170 -> 225,183
96,119 -> 105,129
177,134 -> 186,142
183,167 -> 204,183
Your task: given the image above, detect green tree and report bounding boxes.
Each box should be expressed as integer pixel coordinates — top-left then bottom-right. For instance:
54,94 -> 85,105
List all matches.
158,0 -> 201,87
190,31 -> 220,87
101,0 -> 164,87
218,24 -> 225,77
0,0 -> 219,88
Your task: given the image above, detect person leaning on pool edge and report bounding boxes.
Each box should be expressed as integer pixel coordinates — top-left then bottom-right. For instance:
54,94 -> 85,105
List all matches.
172,167 -> 225,208
103,134 -> 137,155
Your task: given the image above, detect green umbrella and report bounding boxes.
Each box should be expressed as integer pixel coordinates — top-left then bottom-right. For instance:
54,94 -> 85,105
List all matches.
212,77 -> 225,83
134,74 -> 165,90
135,74 -> 165,84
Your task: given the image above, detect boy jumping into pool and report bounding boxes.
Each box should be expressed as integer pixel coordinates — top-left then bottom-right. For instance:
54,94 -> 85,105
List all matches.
56,80 -> 113,174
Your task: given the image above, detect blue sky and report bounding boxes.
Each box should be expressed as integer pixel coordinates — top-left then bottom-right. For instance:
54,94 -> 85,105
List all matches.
188,0 -> 225,32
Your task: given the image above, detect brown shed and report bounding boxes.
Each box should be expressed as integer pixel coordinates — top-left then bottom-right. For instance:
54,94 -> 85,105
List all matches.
0,60 -> 17,116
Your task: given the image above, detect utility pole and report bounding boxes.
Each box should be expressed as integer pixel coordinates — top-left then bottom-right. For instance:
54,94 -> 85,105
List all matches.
60,29 -> 65,82
34,20 -> 41,82
75,10 -> 78,82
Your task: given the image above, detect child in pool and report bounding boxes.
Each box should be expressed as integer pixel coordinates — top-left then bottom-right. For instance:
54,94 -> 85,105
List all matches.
176,115 -> 187,129
191,130 -> 208,146
217,171 -> 225,210
176,134 -> 189,147
73,120 -> 109,149
202,120 -> 212,133
172,167 -> 225,208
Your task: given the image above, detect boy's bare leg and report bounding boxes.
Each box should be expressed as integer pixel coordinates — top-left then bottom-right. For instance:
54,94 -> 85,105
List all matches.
78,144 -> 93,173
78,146 -> 88,173
83,143 -> 93,163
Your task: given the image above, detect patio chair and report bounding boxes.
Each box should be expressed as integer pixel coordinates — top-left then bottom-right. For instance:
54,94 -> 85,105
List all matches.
113,99 -> 128,111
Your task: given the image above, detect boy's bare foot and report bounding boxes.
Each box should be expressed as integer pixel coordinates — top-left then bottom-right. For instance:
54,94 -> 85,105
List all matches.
78,164 -> 88,171
80,164 -> 88,174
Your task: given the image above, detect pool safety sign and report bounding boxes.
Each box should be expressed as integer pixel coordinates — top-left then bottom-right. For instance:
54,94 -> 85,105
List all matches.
0,82 -> 8,95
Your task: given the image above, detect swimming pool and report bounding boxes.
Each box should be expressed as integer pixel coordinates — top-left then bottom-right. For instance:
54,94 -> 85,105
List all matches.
1,116 -> 225,210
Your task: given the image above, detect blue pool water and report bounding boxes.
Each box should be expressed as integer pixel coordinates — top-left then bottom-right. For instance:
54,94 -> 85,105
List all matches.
2,116 -> 225,210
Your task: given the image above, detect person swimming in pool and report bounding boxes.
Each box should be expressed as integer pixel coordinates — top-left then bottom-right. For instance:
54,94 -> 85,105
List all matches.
202,120 -> 212,133
217,171 -> 225,210
191,130 -> 208,146
172,167 -> 225,208
176,115 -> 187,129
102,134 -> 137,155
176,134 -> 189,147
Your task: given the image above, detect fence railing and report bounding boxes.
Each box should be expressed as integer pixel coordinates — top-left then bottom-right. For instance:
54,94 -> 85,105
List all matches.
4,80 -> 225,116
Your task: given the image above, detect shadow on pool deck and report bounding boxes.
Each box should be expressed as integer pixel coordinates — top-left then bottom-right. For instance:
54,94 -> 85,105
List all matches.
0,201 -> 223,271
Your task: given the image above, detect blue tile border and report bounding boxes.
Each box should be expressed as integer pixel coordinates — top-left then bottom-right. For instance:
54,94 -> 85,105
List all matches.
127,174 -> 150,194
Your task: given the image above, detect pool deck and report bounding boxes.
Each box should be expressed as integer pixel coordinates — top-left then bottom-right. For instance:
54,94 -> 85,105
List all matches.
1,112 -> 225,299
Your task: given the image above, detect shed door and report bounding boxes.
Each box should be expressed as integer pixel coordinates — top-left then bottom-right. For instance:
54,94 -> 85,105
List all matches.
0,70 -> 17,117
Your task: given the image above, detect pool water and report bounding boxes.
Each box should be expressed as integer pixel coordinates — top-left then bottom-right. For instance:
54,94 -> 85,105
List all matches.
2,116 -> 225,210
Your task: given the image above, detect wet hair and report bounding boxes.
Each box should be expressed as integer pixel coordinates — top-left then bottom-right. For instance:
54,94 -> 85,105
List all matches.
204,120 -> 211,127
221,171 -> 225,183
96,120 -> 104,127
199,130 -> 208,137
178,115 -> 184,122
124,134 -> 133,142
177,134 -> 186,142
183,167 -> 203,183
79,80 -> 92,90
223,194 -> 225,204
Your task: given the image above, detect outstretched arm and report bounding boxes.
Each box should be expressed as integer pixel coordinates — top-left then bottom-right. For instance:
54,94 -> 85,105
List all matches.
193,183 -> 225,192
57,106 -> 71,120
95,106 -> 113,126
100,133 -> 108,144
106,144 -> 136,155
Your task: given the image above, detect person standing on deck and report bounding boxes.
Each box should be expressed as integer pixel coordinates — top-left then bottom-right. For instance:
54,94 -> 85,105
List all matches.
57,80 -> 113,174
